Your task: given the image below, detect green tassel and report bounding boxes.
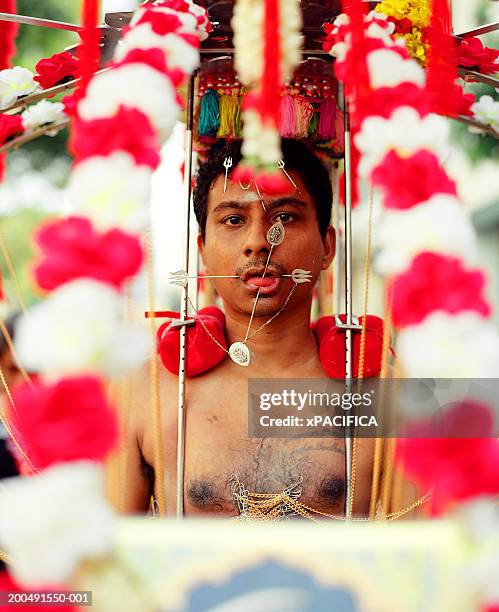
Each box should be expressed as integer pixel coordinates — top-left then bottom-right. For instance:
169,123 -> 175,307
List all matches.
308,111 -> 319,139
198,89 -> 220,137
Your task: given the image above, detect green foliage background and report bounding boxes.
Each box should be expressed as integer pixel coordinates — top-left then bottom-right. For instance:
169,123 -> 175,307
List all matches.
1,2 -> 79,310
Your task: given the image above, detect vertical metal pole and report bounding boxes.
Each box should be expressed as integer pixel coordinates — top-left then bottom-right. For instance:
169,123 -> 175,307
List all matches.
176,72 -> 196,519
343,98 -> 354,519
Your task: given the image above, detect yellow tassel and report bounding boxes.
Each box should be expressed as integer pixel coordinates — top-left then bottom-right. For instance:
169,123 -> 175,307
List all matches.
217,93 -> 239,138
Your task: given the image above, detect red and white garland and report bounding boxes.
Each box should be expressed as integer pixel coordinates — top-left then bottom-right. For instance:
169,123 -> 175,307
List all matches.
0,0 -> 209,591
232,0 -> 303,191
327,4 -> 499,379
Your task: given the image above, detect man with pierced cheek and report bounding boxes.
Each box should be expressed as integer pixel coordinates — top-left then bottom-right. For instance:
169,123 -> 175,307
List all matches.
121,140 -> 419,519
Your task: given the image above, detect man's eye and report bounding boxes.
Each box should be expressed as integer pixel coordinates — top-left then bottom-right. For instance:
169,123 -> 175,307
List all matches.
222,216 -> 243,226
274,212 -> 295,224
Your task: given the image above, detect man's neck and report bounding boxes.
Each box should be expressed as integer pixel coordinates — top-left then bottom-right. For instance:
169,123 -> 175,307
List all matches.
223,298 -> 321,375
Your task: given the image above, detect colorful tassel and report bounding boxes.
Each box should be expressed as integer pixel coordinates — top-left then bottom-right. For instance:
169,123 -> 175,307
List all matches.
294,97 -> 314,138
234,94 -> 242,137
198,89 -> 220,137
317,97 -> 336,141
308,111 -> 319,139
217,94 -> 239,138
280,94 -> 296,137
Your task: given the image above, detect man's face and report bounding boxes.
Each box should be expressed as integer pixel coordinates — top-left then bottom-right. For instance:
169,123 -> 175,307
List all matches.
198,170 -> 335,317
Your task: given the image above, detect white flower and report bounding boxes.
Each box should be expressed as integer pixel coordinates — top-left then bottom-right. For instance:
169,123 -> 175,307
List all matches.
232,0 -> 264,84
374,194 -> 477,276
0,461 -> 115,586
367,48 -> 425,88
355,107 -> 450,177
21,100 -> 67,134
397,311 -> 499,378
242,109 -> 281,166
78,63 -> 178,142
15,279 -> 151,378
0,67 -> 38,110
116,23 -> 199,74
67,152 -> 152,233
471,95 -> 499,134
187,1 -> 211,41
233,0 -> 302,84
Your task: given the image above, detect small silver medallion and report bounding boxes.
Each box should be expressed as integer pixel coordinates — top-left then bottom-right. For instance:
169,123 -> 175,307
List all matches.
267,221 -> 285,246
229,342 -> 251,367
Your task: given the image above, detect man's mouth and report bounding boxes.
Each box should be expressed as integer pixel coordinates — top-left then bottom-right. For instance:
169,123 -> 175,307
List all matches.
241,268 -> 282,295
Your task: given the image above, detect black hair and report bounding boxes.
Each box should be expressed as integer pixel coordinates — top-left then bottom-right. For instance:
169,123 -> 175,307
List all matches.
193,139 -> 333,241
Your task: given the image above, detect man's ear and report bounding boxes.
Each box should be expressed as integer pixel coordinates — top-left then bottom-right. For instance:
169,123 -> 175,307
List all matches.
197,233 -> 206,266
321,225 -> 336,270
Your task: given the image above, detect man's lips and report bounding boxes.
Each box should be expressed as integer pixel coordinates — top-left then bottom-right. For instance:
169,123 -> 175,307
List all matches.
243,274 -> 281,294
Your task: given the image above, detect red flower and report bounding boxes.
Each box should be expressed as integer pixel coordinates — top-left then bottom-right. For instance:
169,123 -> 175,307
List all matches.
34,51 -> 80,89
136,9 -> 183,35
255,170 -> 291,195
233,158 -> 293,195
0,571 -> 77,612
61,87 -> 85,117
392,252 -> 491,328
396,401 -> 499,515
33,216 -> 143,291
356,82 -> 431,122
432,82 -> 475,118
70,105 -> 160,169
0,113 -> 23,146
371,150 -> 457,209
117,47 -> 185,87
232,164 -> 254,185
9,376 -> 118,471
153,0 -> 191,12
456,37 -> 499,74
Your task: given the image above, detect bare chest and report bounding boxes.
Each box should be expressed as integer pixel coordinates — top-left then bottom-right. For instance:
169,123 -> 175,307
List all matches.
141,369 -> 374,518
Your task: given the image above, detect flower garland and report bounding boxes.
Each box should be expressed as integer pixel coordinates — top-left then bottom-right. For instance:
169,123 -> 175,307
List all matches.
329,0 -> 499,521
0,0 -> 209,594
232,0 -> 303,191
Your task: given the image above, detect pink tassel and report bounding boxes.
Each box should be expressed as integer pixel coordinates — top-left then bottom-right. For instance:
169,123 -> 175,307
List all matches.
280,94 -> 296,138
294,97 -> 314,138
318,97 -> 336,141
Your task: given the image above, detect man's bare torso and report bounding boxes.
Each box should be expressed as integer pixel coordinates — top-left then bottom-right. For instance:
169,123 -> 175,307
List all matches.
130,351 -> 375,518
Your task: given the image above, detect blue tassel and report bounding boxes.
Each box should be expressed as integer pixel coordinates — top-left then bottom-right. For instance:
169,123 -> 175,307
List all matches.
198,89 -> 220,137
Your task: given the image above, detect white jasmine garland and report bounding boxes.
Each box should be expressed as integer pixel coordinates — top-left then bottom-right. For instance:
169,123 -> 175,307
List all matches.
241,109 -> 282,166
15,278 -> 151,378
397,311 -> 499,378
67,152 -> 153,233
232,0 -> 264,84
78,63 -> 178,142
374,194 -> 477,276
21,100 -> 67,134
116,23 -> 199,74
0,461 -> 115,586
233,0 -> 302,85
0,66 -> 39,110
367,48 -> 425,88
471,95 -> 499,134
279,0 -> 303,83
355,107 -> 450,177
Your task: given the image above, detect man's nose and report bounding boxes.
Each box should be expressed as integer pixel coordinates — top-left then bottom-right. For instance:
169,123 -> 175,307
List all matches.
242,219 -> 270,258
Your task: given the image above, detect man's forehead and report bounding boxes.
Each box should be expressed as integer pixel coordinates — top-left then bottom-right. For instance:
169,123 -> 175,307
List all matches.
207,170 -> 313,212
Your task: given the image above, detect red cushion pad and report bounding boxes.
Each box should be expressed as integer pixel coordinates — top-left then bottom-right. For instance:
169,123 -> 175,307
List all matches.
314,314 -> 387,378
157,306 -> 227,376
